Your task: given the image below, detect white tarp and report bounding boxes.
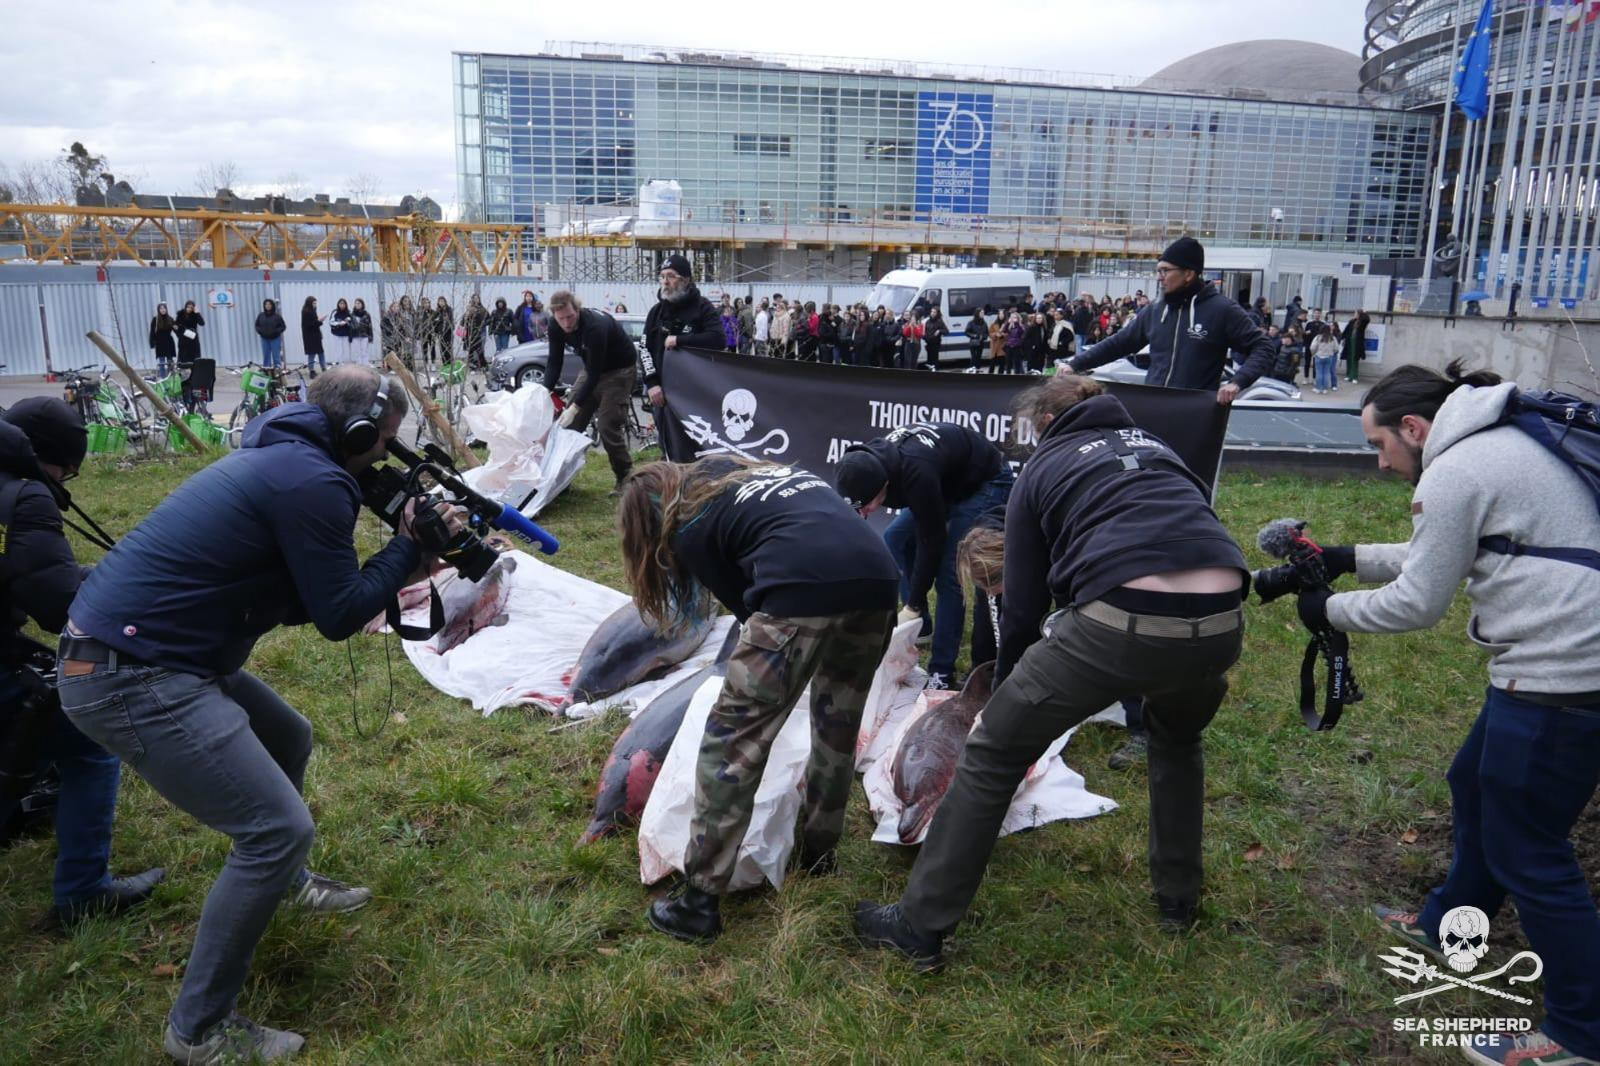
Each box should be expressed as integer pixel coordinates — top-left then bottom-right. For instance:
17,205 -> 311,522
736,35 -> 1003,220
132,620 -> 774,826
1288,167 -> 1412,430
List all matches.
398,553 -> 730,717
861,696 -> 1118,846
457,385 -> 592,519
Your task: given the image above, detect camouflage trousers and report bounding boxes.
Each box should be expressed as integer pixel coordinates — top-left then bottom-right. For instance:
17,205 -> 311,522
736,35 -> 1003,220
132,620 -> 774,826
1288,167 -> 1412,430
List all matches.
685,607 -> 895,895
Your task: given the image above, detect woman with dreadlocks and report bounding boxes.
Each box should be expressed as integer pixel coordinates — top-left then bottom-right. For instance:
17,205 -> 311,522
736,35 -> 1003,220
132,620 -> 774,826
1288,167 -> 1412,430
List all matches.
618,457 -> 899,943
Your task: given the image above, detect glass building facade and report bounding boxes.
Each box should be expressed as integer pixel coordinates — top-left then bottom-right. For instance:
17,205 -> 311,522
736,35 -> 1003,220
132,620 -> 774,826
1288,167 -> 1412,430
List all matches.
456,49 -> 1434,255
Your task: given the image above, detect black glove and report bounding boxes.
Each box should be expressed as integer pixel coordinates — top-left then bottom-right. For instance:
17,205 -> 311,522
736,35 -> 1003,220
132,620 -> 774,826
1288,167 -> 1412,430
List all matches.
1320,545 -> 1356,580
1297,585 -> 1333,633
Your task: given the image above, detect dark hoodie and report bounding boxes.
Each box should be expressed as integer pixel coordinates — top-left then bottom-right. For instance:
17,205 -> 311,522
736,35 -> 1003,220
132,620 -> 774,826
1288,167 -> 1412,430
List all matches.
1069,279 -> 1274,392
672,460 -> 899,621
0,420 -> 81,634
997,394 -> 1246,682
69,404 -> 420,676
844,422 -> 1005,614
641,282 -> 723,389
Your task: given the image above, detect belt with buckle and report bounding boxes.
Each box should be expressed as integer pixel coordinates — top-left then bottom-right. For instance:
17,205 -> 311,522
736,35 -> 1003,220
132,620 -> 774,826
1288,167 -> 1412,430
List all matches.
57,625 -> 138,677
1075,599 -> 1243,639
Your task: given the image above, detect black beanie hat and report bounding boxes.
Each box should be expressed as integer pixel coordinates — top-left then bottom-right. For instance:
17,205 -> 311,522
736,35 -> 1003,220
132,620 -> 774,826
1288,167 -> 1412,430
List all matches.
834,449 -> 888,510
1160,236 -> 1205,273
3,396 -> 87,470
662,253 -> 693,279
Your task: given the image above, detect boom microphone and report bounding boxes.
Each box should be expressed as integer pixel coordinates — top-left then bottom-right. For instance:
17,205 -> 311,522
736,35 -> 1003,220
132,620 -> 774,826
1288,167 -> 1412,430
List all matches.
1256,517 -> 1307,560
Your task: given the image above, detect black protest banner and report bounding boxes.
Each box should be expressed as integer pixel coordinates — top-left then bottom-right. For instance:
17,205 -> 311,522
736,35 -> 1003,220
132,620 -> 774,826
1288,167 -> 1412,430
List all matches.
658,348 -> 1229,486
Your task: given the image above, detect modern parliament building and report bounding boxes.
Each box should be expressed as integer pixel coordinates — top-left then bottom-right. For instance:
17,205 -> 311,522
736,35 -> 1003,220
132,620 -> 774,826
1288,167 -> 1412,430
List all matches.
453,42 -> 1435,280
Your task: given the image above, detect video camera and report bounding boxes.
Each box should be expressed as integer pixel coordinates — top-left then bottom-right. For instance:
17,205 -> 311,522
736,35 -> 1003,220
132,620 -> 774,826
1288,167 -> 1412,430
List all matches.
1254,517 -> 1363,731
359,439 -> 559,582
0,637 -> 60,817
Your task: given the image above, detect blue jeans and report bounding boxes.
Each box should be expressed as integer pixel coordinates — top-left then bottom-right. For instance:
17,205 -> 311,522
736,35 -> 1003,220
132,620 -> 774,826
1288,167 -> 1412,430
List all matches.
306,350 -> 325,373
1416,687 -> 1600,1058
882,467 -> 1015,677
494,334 -> 510,352
58,661 -> 314,1043
1313,354 -> 1336,391
259,337 -> 282,368
0,669 -> 120,906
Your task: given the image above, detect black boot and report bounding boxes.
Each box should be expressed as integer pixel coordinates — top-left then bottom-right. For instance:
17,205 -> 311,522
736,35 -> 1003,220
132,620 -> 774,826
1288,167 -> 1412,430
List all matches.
45,867 -> 166,929
853,901 -> 944,972
647,882 -> 722,944
1155,894 -> 1198,933
791,843 -> 837,877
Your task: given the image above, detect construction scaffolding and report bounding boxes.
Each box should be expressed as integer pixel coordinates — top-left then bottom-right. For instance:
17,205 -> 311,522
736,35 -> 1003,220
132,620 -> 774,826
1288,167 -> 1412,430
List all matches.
0,204 -> 530,275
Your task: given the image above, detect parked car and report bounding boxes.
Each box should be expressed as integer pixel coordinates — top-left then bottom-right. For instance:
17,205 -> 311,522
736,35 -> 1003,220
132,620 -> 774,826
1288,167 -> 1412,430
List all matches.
488,313 -> 648,391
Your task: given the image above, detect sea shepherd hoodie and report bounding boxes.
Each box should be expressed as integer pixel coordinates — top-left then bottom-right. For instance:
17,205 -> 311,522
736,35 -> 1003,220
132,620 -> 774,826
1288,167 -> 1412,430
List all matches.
1327,382 -> 1600,696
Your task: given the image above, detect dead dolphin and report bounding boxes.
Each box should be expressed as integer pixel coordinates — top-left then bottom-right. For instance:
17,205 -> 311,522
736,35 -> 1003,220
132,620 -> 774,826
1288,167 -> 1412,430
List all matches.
577,622 -> 741,844
891,661 -> 996,844
566,603 -> 716,706
433,554 -> 518,653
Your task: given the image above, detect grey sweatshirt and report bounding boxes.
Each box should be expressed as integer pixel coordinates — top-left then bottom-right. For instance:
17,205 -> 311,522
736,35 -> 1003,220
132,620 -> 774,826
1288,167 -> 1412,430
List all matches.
1327,382 -> 1600,696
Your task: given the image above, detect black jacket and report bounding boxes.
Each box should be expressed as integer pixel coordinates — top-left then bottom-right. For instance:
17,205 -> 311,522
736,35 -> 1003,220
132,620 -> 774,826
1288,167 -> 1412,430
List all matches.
996,394 -> 1247,682
0,420 -> 82,635
845,422 -> 1005,613
672,461 -> 898,621
487,307 -> 515,338
642,283 -> 723,389
349,309 -> 373,340
329,308 -> 352,338
546,308 -> 638,406
69,403 -> 420,676
149,315 -> 177,360
301,306 -> 324,354
174,309 -> 204,362
1272,339 -> 1303,382
255,309 -> 286,340
1071,281 -> 1273,391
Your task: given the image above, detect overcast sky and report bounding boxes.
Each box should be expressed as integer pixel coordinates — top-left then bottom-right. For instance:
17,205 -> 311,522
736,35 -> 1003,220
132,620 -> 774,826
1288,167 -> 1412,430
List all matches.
2,0 -> 1367,213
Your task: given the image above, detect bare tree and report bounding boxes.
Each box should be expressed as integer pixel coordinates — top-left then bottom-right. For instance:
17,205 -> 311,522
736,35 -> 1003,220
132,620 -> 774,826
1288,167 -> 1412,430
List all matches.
191,160 -> 242,197
57,142 -> 111,198
270,171 -> 311,200
343,171 -> 382,204
0,159 -> 68,204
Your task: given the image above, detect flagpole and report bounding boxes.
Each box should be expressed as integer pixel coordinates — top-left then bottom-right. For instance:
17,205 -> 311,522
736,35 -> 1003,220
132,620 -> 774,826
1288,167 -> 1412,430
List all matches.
1508,4 -> 1554,293
1485,0 -> 1538,298
1422,0 -> 1469,295
1525,7 -> 1574,297
1551,11 -> 1600,299
1533,7 -> 1584,297
1464,1 -> 1507,288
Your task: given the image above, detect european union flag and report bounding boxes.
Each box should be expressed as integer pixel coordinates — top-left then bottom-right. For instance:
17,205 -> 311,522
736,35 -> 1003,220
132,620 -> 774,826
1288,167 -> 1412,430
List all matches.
1453,0 -> 1496,120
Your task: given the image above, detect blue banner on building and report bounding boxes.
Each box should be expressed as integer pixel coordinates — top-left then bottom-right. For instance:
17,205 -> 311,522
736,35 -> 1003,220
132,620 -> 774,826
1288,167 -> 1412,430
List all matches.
915,91 -> 994,222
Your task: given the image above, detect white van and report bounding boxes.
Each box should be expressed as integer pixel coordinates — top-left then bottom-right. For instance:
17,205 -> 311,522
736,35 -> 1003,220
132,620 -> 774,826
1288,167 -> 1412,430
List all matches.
864,267 -> 1037,348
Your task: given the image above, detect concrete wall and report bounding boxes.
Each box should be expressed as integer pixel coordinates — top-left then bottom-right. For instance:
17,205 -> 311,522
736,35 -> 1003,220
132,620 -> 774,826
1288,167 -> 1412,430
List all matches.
1373,314 -> 1600,398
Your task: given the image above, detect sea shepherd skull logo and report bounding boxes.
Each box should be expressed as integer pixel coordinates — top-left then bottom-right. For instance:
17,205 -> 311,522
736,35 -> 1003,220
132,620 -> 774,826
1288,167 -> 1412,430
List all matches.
1378,906 -> 1543,1006
684,388 -> 791,461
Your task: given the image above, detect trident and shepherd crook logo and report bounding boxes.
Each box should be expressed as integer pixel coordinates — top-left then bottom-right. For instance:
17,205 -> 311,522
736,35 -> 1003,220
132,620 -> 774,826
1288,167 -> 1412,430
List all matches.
1379,906 -> 1543,1007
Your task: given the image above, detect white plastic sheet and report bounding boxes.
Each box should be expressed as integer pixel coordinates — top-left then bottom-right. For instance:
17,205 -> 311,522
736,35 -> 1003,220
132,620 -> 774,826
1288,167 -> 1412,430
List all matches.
637,675 -> 812,890
862,697 -> 1118,846
458,386 -> 592,518
398,553 -> 731,717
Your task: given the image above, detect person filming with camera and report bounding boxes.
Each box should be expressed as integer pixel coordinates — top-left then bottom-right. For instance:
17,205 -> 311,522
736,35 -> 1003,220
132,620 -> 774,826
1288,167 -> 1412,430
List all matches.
55,364 -> 459,1064
1276,361 -> 1600,1066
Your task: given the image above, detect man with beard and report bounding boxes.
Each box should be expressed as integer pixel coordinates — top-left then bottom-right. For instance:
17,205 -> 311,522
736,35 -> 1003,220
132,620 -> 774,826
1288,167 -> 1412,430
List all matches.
642,254 -> 723,457
1066,237 -> 1274,407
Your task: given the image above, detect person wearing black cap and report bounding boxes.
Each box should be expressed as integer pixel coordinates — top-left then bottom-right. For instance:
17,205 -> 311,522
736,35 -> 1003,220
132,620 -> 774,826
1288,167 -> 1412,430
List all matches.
833,423 -> 1013,691
642,254 -> 723,454
1067,236 -> 1275,406
0,398 -> 167,928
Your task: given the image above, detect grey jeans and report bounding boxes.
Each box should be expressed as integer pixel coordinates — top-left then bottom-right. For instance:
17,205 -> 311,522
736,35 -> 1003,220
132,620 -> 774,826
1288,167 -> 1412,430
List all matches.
900,603 -> 1242,935
56,661 -> 314,1042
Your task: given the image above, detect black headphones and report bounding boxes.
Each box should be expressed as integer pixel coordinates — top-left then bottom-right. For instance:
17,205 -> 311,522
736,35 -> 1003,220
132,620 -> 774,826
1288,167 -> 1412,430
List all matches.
340,374 -> 391,457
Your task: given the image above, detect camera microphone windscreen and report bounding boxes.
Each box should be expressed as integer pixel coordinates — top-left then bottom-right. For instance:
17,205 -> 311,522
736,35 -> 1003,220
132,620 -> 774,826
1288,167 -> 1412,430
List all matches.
1256,518 -> 1306,560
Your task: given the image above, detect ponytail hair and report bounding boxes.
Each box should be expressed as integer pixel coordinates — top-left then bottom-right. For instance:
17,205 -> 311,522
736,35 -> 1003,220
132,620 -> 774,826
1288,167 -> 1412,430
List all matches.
1363,359 -> 1502,428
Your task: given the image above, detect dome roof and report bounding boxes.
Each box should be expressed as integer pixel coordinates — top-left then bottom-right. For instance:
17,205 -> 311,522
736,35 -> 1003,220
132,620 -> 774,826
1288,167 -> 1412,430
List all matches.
1144,40 -> 1362,98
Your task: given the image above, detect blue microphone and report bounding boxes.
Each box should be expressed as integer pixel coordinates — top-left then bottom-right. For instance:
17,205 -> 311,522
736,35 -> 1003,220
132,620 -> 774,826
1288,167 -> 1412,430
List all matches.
490,504 -> 559,555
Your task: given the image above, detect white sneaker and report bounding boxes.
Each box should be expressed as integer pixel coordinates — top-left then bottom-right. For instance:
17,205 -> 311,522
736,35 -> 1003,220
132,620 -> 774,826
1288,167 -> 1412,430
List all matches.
923,672 -> 954,691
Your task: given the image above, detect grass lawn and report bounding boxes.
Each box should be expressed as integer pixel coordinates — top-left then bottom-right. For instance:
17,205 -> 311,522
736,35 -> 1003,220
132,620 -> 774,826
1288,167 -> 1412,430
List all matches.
0,446 -> 1580,1064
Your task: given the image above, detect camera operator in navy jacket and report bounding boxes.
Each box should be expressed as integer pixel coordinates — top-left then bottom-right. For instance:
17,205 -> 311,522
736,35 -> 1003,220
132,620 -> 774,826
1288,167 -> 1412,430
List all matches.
56,365 -> 454,1064
1067,237 -> 1275,406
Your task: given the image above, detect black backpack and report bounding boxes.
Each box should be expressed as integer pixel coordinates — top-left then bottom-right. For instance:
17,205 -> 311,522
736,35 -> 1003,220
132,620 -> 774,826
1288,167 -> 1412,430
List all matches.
1478,389 -> 1600,571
